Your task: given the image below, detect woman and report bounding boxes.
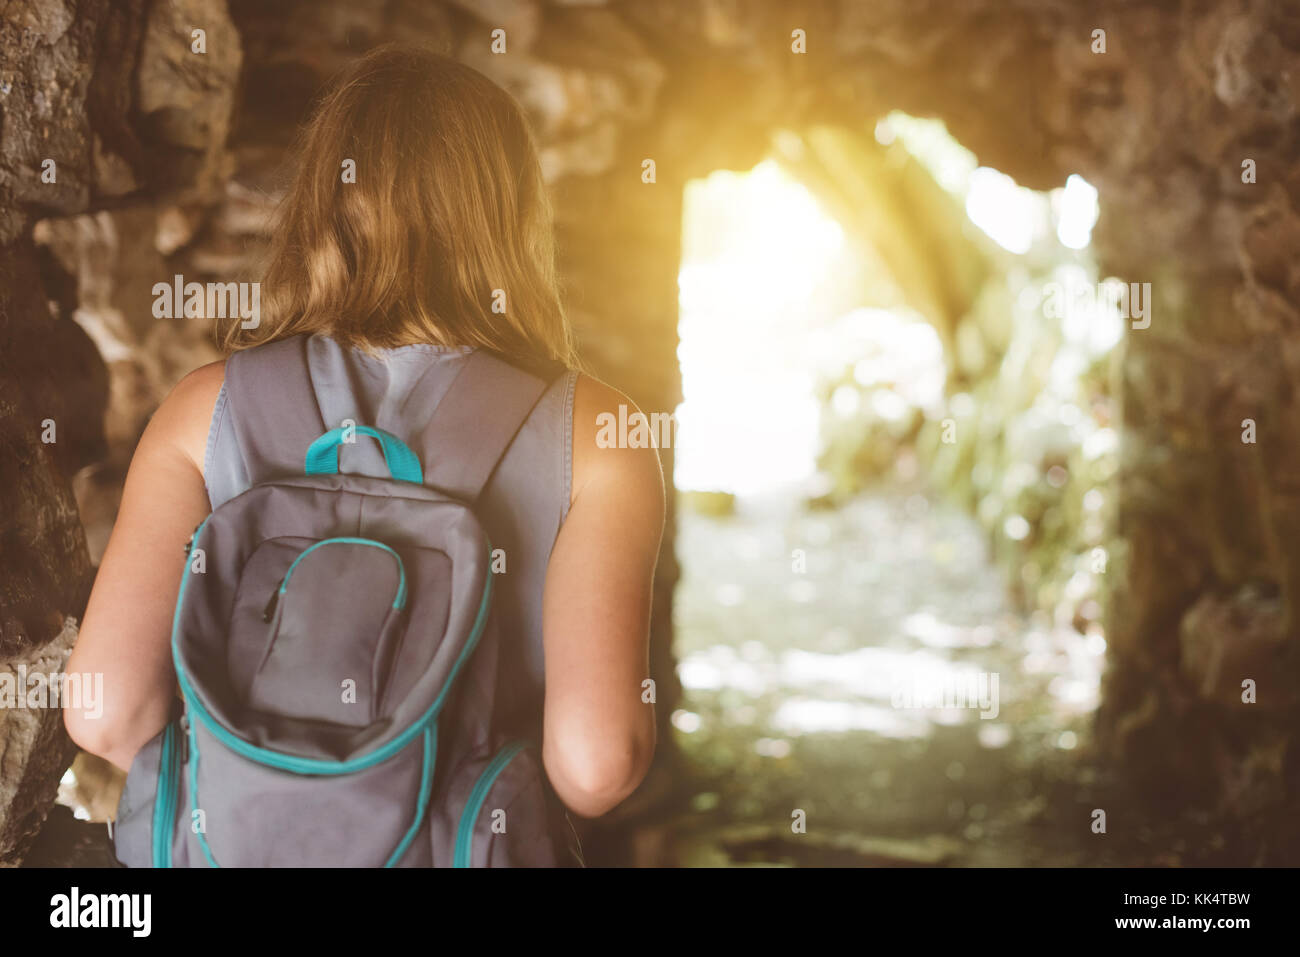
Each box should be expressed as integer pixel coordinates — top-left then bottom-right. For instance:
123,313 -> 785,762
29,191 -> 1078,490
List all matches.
64,45 -> 663,842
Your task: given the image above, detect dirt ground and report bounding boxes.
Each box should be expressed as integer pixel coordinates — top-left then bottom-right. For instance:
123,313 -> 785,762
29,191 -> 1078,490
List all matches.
614,483 -> 1229,868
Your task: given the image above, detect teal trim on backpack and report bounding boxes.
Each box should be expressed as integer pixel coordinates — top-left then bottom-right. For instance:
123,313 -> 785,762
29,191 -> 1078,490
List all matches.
453,740 -> 529,868
188,719 -> 220,868
170,517 -> 495,776
150,720 -> 181,868
185,719 -> 438,868
383,725 -> 437,867
280,537 -> 408,610
304,426 -> 423,484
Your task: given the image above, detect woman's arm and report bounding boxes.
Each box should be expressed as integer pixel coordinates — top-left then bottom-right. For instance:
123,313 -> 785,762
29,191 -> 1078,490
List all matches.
64,361 -> 225,771
541,374 -> 665,818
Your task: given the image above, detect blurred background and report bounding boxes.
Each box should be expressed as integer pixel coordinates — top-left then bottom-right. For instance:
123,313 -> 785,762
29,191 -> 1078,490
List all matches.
2,0 -> 1299,867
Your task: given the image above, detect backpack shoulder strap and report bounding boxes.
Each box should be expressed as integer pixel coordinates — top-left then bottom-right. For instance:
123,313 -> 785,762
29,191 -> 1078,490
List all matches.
222,334 -> 329,483
414,350 -> 550,503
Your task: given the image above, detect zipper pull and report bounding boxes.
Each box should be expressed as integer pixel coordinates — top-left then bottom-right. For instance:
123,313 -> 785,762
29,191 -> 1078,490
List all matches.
262,580 -> 284,622
179,712 -> 190,763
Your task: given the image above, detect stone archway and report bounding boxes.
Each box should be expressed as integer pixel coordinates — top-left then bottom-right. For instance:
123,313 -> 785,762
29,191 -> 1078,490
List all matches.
2,0 -> 1298,864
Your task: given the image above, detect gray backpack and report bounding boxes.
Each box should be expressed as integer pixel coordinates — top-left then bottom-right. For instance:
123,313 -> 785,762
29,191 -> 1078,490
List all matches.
114,336 -> 570,867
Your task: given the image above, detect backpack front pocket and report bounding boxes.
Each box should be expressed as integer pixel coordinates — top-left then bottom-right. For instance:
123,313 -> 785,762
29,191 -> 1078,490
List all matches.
442,741 -> 558,868
178,717 -> 437,867
113,719 -> 181,868
239,537 -> 411,725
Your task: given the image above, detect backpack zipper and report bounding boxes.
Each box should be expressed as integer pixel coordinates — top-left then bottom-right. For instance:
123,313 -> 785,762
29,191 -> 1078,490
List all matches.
151,719 -> 183,868
278,538 -> 408,610
261,577 -> 285,622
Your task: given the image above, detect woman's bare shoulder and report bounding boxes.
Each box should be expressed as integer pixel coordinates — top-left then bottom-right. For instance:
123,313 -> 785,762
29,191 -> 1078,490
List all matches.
570,372 -> 665,515
144,358 -> 227,473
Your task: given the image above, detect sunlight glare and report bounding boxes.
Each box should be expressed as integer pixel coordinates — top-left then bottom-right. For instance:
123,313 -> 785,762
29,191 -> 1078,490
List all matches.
675,160 -> 851,496
964,167 -> 1046,254
1055,174 -> 1100,249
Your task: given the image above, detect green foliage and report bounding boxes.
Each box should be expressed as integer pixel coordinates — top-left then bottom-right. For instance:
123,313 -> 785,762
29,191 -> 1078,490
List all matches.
815,261 -> 1120,631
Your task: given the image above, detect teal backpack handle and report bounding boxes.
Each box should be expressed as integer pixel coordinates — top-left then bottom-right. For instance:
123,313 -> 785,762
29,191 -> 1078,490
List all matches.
305,426 -> 424,484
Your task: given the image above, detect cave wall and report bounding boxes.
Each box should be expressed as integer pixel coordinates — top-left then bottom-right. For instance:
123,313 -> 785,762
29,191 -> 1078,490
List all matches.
2,0 -> 1298,862
0,0 -> 133,864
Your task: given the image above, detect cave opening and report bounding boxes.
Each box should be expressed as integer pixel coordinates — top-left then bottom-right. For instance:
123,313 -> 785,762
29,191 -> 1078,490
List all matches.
662,116 -> 1124,866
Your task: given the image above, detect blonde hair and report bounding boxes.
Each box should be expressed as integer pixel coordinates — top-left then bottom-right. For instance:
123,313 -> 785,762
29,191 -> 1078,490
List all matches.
224,44 -> 576,370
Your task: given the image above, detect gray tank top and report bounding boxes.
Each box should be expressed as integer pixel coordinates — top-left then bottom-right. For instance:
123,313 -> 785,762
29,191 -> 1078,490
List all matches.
203,333 -> 578,738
